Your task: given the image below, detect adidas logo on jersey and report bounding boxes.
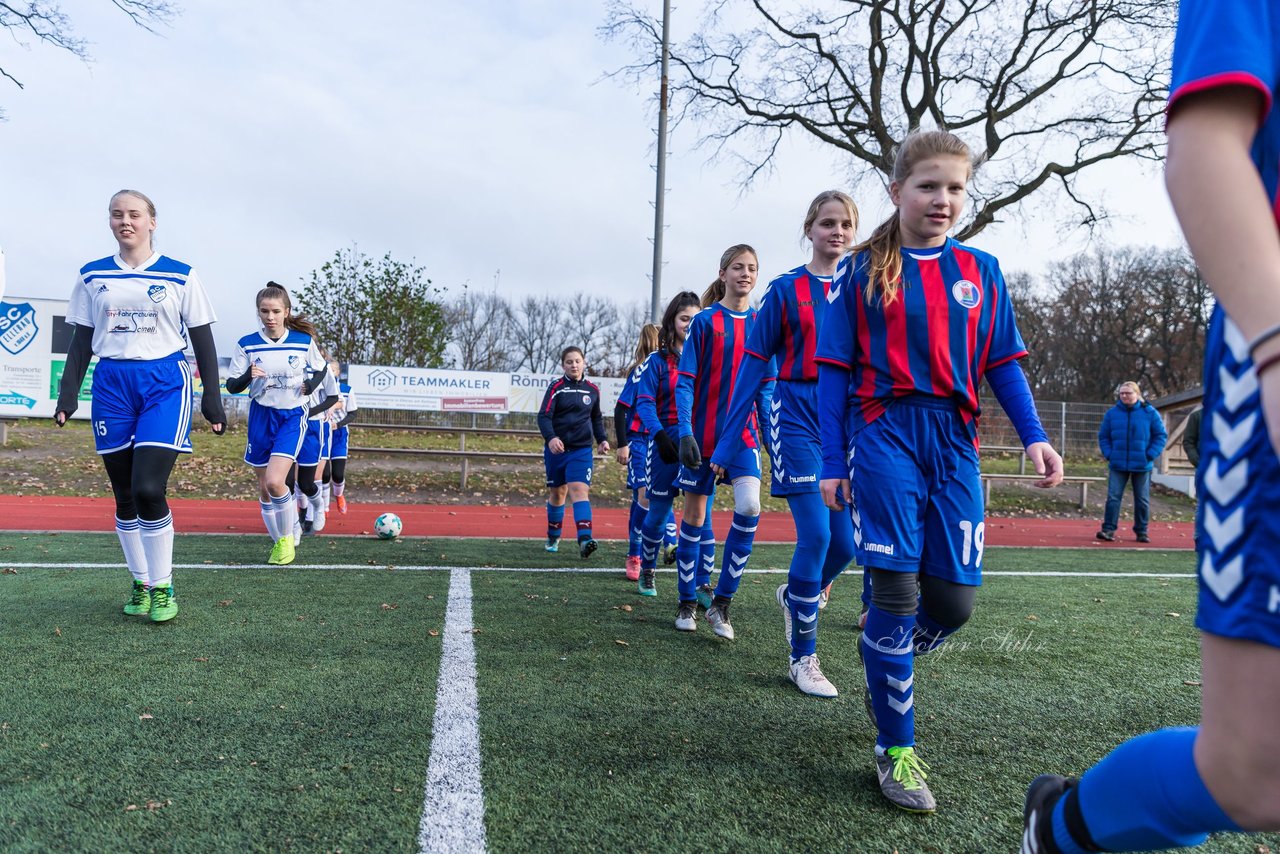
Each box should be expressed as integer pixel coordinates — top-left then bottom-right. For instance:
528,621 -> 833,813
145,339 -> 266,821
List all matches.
96,284 -> 109,294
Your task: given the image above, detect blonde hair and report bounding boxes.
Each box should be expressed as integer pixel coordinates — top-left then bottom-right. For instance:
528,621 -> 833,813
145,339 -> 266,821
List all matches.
855,130 -> 973,305
701,244 -> 758,308
803,190 -> 859,240
625,323 -> 660,375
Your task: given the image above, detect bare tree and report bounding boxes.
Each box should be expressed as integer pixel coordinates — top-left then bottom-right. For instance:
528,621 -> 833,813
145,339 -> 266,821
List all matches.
507,295 -> 570,374
1,1 -> 178,119
444,276 -> 518,372
1016,245 -> 1209,401
602,0 -> 1174,239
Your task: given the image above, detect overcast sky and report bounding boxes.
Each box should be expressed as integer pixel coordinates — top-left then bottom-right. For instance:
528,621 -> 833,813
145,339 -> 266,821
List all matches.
0,1 -> 1186,357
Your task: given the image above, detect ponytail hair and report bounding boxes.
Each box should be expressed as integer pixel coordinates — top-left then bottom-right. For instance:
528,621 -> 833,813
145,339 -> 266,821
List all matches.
625,323 -> 660,375
855,129 -> 974,305
701,243 -> 758,308
659,291 -> 702,353
256,281 -> 320,340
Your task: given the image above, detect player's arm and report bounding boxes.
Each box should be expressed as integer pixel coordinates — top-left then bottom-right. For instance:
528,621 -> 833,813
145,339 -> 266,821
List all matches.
224,345 -> 253,395
1167,85 -> 1280,456
755,360 -> 778,455
613,400 -> 631,449
985,360 -> 1062,487
590,389 -> 609,452
536,383 -> 558,444
709,354 -> 769,469
334,393 -> 359,429
308,371 -> 340,417
54,324 -> 94,425
817,362 -> 852,509
187,324 -> 226,434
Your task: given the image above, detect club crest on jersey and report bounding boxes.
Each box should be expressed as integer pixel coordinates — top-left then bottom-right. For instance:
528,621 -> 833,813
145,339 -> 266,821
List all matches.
951,279 -> 981,309
147,284 -> 168,303
582,394 -> 591,405
288,355 -> 301,369
0,302 -> 39,355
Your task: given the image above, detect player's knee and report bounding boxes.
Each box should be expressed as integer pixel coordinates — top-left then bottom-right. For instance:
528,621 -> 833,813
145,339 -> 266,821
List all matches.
869,567 -> 917,616
919,574 -> 976,628
132,481 -> 168,520
732,477 -> 761,517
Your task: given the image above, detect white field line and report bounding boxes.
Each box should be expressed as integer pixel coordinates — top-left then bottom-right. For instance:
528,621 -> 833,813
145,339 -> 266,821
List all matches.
2,563 -> 1198,578
1,563 -> 1195,578
418,568 -> 486,854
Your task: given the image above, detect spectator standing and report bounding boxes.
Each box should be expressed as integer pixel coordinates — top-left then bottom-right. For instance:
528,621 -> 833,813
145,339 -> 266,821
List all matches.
1096,381 -> 1168,543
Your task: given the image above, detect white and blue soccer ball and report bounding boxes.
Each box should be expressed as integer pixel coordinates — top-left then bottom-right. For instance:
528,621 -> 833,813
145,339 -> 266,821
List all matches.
374,512 -> 402,540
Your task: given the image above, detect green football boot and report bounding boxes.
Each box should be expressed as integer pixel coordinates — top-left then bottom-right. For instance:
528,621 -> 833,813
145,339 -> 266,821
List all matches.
123,581 -> 152,617
149,585 -> 178,623
268,535 -> 296,566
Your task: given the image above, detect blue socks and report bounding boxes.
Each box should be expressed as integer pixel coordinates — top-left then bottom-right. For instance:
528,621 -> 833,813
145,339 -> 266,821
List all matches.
1052,727 -> 1239,853
676,519 -> 702,601
573,500 -> 592,543
714,512 -> 758,599
698,517 -> 716,590
785,493 -> 835,659
861,606 -> 917,750
628,494 -> 645,558
546,502 -> 565,541
640,496 -> 675,571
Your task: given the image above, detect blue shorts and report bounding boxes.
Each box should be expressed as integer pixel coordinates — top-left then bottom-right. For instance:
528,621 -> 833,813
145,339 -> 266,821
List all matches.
1195,314 -> 1280,648
767,380 -> 823,496
298,419 -> 329,466
626,436 -> 649,490
645,427 -> 682,500
330,425 -> 349,460
679,444 -> 762,496
544,445 -> 594,487
846,396 -> 984,585
245,401 -> 308,467
90,354 -> 193,455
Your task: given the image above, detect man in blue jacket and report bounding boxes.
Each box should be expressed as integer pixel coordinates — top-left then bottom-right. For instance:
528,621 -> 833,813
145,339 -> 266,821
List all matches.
1097,381 -> 1168,543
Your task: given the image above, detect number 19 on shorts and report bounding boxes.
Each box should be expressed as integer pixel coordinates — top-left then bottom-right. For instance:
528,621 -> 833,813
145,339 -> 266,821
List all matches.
958,520 -> 985,567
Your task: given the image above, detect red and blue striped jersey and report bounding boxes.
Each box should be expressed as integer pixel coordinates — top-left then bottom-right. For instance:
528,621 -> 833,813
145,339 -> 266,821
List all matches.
676,303 -> 775,455
635,349 -> 681,434
1169,0 -> 1279,227
747,265 -> 835,381
814,238 -> 1027,429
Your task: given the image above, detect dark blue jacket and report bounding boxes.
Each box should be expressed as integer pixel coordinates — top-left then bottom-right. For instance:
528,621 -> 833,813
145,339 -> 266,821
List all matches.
1098,399 -> 1167,472
537,375 -> 606,450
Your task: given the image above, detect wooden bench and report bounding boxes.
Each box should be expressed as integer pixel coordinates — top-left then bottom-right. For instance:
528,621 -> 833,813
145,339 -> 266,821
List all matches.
981,472 -> 1106,510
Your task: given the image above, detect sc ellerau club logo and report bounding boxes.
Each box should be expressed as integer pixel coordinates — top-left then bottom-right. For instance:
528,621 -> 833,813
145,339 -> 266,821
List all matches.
0,302 -> 38,356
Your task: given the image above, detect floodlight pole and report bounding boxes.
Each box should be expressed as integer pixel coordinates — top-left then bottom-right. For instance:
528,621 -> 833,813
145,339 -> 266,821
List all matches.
649,0 -> 672,323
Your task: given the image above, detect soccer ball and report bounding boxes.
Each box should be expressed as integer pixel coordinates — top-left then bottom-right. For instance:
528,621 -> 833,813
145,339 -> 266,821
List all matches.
374,512 -> 402,540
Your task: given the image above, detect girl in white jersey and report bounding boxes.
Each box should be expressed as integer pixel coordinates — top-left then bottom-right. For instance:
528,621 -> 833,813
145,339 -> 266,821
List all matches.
323,359 -> 359,515
55,189 -> 226,623
226,283 -> 333,566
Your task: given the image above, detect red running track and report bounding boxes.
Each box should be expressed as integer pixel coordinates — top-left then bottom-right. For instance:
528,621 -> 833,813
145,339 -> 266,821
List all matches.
0,495 -> 1194,550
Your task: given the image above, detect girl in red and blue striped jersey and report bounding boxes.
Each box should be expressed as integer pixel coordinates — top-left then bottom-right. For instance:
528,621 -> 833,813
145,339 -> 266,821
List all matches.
711,190 -> 860,696
55,189 -> 226,623
816,130 -> 1063,813
537,347 -> 610,558
634,292 -> 702,596
673,246 -> 777,639
614,324 -> 677,581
